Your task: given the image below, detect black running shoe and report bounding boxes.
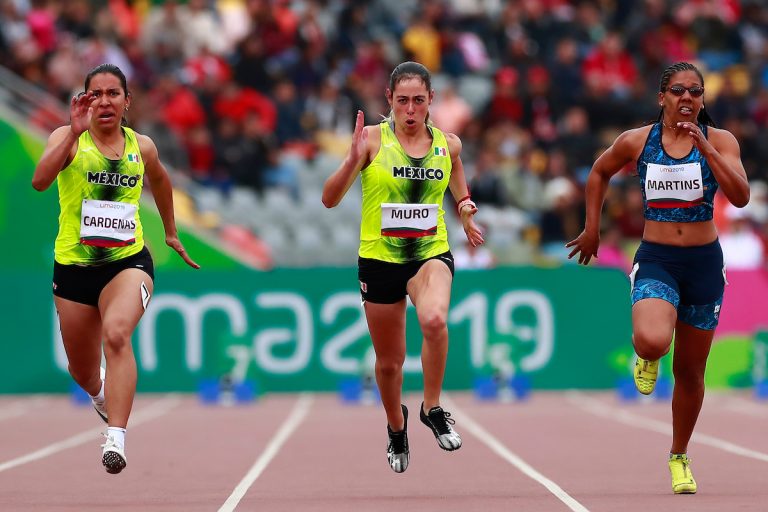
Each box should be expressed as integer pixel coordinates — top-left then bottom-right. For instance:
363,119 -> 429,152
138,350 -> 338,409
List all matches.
420,402 -> 462,451
386,404 -> 409,473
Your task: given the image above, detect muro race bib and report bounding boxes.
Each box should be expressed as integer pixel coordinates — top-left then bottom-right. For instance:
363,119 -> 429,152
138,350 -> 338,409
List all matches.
645,162 -> 704,208
80,199 -> 137,247
381,203 -> 438,238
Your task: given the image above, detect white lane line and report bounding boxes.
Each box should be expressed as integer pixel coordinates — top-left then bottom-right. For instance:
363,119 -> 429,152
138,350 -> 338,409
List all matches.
219,394 -> 313,512
0,397 -> 49,422
567,391 -> 768,462
724,397 -> 768,418
0,395 -> 181,473
442,396 -> 590,512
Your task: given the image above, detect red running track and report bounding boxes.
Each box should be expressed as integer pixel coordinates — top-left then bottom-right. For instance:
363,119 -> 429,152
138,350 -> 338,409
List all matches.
0,391 -> 765,511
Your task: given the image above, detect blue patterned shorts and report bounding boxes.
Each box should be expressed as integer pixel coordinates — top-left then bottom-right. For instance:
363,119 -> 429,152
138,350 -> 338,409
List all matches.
630,239 -> 726,330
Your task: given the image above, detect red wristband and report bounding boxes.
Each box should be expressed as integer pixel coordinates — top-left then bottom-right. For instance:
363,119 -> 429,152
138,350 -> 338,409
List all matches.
457,198 -> 476,214
456,194 -> 471,204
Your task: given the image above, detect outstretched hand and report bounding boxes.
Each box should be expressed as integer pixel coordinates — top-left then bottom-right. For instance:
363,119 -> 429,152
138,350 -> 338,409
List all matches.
460,205 -> 484,247
565,230 -> 599,265
70,91 -> 96,136
166,236 -> 200,269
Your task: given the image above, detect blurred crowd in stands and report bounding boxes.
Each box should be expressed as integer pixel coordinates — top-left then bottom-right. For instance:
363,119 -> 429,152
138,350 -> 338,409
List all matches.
1,0 -> 767,269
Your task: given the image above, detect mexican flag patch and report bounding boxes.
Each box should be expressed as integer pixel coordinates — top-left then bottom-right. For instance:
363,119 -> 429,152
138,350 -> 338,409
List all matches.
127,153 -> 139,163
434,147 -> 447,156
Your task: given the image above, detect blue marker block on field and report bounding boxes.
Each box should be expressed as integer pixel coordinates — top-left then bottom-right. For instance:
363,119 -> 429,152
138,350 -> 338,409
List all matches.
339,377 -> 379,404
233,380 -> 257,403
754,379 -> 768,400
339,377 -> 364,403
654,377 -> 672,401
509,375 -> 531,401
473,376 -> 498,401
198,378 -> 258,405
616,377 -> 640,402
70,382 -> 91,406
197,378 -> 222,404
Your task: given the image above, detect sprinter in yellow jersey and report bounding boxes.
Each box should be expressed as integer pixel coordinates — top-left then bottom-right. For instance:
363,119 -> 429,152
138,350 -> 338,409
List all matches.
322,61 -> 483,473
32,64 -> 199,475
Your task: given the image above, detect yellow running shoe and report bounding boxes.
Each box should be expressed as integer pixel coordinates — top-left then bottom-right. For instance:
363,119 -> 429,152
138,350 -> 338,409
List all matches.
634,357 -> 659,395
668,454 -> 697,494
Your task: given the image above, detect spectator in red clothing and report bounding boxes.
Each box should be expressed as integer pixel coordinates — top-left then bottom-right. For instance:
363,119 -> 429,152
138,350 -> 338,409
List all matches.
182,46 -> 232,88
582,31 -> 638,99
482,66 -> 523,127
26,0 -> 56,55
214,81 -> 277,131
150,73 -> 207,138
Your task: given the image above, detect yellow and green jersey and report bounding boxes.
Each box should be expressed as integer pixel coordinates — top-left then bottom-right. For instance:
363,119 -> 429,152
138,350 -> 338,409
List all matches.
359,122 -> 452,263
54,127 -> 145,265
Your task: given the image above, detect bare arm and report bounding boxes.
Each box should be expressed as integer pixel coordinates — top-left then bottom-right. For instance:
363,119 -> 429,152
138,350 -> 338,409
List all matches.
683,123 -> 750,207
566,127 -> 648,264
32,92 -> 97,191
447,133 -> 484,247
322,110 -> 374,208
139,133 -> 200,269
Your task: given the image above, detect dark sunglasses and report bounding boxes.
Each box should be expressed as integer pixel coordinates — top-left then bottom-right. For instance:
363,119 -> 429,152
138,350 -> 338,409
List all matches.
666,85 -> 704,97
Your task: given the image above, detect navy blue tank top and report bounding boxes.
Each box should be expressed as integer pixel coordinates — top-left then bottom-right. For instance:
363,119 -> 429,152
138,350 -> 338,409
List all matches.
637,123 -> 717,222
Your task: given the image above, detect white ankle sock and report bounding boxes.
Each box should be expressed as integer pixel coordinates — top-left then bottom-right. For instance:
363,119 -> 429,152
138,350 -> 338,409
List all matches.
90,379 -> 105,403
106,427 -> 126,448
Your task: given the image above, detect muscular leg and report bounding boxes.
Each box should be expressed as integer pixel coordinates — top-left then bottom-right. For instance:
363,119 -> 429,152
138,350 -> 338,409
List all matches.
98,269 -> 153,428
632,298 -> 677,360
364,300 -> 407,431
670,321 -> 714,454
406,259 -> 452,412
54,297 -> 103,395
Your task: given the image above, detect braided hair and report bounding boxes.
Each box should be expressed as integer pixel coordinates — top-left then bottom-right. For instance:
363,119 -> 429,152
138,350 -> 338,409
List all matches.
656,62 -> 716,127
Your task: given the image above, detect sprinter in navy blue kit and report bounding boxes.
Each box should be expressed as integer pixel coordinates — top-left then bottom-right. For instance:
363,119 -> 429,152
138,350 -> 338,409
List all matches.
566,62 -> 750,494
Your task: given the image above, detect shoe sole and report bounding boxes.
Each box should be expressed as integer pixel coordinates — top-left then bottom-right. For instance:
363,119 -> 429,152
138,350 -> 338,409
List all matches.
102,451 -> 126,474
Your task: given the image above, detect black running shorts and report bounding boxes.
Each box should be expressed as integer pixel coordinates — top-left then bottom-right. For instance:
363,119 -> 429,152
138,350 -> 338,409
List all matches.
53,247 -> 155,306
357,251 -> 454,304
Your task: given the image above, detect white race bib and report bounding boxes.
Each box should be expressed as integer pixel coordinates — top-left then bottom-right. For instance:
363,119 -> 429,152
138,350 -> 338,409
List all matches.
381,203 -> 438,238
645,162 -> 704,207
80,199 -> 137,247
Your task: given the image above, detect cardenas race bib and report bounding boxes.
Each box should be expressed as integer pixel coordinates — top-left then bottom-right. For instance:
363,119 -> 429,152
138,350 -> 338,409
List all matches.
80,199 -> 137,247
645,162 -> 704,208
381,203 -> 438,238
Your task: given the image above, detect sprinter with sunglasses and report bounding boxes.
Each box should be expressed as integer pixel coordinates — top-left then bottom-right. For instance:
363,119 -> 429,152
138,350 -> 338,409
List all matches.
566,62 -> 749,494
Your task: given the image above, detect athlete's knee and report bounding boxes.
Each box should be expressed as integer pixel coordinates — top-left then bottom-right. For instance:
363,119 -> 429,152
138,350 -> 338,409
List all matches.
418,310 -> 447,339
633,328 -> 671,360
672,362 -> 706,389
376,357 -> 404,378
102,321 -> 134,355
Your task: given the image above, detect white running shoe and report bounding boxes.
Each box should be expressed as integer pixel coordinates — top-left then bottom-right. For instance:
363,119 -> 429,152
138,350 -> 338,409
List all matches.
92,366 -> 107,423
101,434 -> 127,474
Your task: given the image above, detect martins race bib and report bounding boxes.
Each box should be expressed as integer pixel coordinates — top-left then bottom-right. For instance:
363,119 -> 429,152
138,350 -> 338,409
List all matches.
645,162 -> 704,208
381,203 -> 438,238
80,199 -> 137,247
